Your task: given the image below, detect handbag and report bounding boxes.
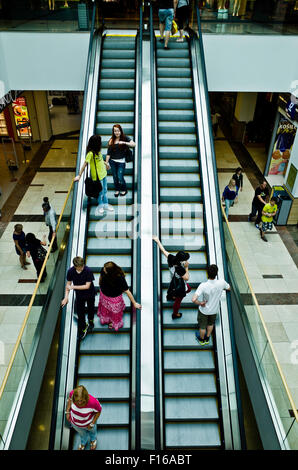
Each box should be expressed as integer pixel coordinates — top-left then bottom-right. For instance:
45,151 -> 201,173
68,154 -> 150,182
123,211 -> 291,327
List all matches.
171,20 -> 178,36
125,146 -> 134,163
166,272 -> 186,301
84,154 -> 103,198
36,245 -> 47,262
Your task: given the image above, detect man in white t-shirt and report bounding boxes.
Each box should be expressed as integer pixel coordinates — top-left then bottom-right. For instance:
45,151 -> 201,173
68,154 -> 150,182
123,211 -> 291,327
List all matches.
192,264 -> 230,346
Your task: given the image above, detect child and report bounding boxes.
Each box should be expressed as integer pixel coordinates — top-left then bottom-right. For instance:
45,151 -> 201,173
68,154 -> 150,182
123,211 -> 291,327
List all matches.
260,197 -> 278,242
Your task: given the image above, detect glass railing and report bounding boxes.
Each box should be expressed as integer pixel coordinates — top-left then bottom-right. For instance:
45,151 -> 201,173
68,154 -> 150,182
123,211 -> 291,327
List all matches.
0,0 -> 93,32
198,1 -> 298,35
0,179 -> 74,449
222,206 -> 298,449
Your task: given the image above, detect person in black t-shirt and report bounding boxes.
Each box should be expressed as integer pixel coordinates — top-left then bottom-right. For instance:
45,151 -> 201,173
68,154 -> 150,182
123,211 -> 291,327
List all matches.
105,124 -> 136,197
61,256 -> 96,340
97,261 -> 141,331
153,236 -> 191,319
248,180 -> 269,227
232,167 -> 243,201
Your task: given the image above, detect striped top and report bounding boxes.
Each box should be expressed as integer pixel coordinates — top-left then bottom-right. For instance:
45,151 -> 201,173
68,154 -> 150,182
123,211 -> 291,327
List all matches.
69,390 -> 102,428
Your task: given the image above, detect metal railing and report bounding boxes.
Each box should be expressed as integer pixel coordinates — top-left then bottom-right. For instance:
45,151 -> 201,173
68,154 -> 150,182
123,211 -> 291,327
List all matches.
221,206 -> 298,449
0,178 -> 75,449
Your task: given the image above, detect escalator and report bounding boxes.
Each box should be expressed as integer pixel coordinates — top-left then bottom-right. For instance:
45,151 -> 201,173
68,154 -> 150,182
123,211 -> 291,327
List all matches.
66,33 -> 138,451
154,35 -> 234,449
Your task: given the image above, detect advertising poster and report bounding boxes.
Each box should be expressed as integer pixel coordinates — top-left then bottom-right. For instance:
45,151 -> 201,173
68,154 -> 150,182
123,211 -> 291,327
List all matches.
12,96 -> 32,138
268,116 -> 297,176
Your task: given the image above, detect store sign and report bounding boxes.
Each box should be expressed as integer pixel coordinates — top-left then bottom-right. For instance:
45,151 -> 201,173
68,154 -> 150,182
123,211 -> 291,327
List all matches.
268,116 -> 297,176
12,96 -> 32,138
0,89 -> 23,113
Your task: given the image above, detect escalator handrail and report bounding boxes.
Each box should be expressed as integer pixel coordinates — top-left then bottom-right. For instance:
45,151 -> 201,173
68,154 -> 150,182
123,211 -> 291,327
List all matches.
149,3 -> 163,450
191,7 -> 246,449
49,3 -> 100,449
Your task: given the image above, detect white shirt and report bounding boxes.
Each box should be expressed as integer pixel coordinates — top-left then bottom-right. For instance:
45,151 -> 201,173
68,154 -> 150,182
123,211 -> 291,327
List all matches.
195,279 -> 230,315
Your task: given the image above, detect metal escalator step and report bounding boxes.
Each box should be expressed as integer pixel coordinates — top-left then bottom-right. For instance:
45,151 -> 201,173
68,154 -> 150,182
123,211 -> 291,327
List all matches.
102,50 -> 135,59
165,397 -> 219,421
158,88 -> 193,99
160,217 -> 204,235
164,372 -> 217,395
79,332 -> 131,354
160,159 -> 199,173
87,192 -> 133,205
86,254 -> 131,271
101,59 -> 135,69
96,427 -> 129,450
159,201 -> 203,217
87,237 -> 131,254
78,354 -> 130,376
157,78 -> 192,88
88,220 -> 133,238
163,328 -> 213,349
165,422 -> 221,448
160,187 -> 202,202
158,121 -> 196,133
99,402 -> 130,426
157,58 -> 190,68
162,307 -> 198,327
159,146 -> 197,158
159,133 -> 197,146
157,49 -> 189,59
101,68 -> 135,79
157,67 -> 191,78
158,110 -> 194,121
97,111 -> 134,123
156,39 -> 188,49
161,251 -> 207,269
164,350 -> 215,372
100,79 -> 135,89
99,89 -> 134,100
98,100 -> 134,111
159,173 -> 200,187
161,234 -> 206,251
158,98 -> 193,110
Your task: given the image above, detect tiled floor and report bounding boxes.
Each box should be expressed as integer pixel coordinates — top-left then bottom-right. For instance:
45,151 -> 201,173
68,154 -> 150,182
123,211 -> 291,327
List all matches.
215,131 -> 298,409
0,136 -> 76,390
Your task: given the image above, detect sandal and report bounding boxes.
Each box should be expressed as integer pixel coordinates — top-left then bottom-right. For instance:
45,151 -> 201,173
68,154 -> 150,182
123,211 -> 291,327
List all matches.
172,312 -> 182,319
90,440 -> 97,450
120,190 -> 128,196
114,191 -> 120,197
78,444 -> 85,450
108,323 -> 113,330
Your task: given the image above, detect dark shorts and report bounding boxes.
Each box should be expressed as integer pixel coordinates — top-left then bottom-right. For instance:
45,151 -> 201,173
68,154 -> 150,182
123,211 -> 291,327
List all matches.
197,311 -> 217,329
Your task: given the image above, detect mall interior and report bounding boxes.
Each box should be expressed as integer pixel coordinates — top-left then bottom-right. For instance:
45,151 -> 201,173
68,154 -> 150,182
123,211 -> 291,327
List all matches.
0,0 -> 298,452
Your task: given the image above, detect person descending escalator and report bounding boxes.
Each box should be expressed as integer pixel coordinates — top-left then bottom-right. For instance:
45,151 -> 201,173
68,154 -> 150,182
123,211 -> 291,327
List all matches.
153,236 -> 191,319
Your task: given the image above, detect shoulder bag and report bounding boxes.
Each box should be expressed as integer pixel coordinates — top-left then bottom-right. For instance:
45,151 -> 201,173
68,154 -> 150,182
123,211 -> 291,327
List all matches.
166,271 -> 186,301
85,154 -> 103,198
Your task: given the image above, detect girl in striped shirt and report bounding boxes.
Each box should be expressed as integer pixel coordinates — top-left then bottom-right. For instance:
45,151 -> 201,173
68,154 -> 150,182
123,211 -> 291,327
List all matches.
66,385 -> 102,450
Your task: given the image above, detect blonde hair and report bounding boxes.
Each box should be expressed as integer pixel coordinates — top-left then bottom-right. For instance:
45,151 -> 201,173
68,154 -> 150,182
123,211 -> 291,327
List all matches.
73,256 -> 85,268
72,385 -> 89,406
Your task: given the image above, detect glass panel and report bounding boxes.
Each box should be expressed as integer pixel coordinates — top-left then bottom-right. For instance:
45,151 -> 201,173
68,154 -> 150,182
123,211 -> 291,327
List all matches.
197,1 -> 298,36
222,209 -> 298,448
0,1 -> 92,32
0,181 -> 74,448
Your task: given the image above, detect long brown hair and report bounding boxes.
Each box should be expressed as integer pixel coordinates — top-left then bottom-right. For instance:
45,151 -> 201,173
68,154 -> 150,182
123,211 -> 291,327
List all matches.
100,261 -> 125,285
109,124 -> 127,149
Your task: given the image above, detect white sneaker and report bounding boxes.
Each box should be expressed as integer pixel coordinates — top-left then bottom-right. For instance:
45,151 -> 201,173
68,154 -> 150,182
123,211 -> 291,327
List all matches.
105,205 -> 114,212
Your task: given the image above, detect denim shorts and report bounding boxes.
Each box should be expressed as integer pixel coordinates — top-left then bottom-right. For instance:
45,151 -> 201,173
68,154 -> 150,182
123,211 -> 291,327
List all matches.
158,8 -> 174,31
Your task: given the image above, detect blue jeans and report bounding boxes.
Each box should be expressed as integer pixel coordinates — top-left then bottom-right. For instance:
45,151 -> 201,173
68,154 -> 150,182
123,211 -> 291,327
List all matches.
97,176 -> 108,208
224,199 -> 234,218
110,160 -> 126,192
72,423 -> 97,447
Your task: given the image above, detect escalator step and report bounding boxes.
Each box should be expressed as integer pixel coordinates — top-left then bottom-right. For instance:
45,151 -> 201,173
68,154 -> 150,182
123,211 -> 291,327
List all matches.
165,422 -> 221,448
98,100 -> 134,111
78,354 -> 130,376
79,333 -> 131,354
100,79 -> 135,89
158,109 -> 194,121
157,67 -> 191,78
158,88 -> 193,99
158,98 -> 193,109
97,111 -> 134,123
102,50 -> 135,59
158,121 -> 196,133
87,237 -> 131,254
161,234 -> 206,251
165,397 -> 219,421
159,173 -> 200,186
160,187 -> 202,202
164,372 -> 217,395
164,350 -> 215,372
101,68 -> 135,79
163,328 -> 213,349
101,59 -> 135,69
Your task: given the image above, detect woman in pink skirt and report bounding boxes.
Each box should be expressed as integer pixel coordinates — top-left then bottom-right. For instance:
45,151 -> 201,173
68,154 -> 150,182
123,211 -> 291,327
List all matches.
97,261 -> 142,331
